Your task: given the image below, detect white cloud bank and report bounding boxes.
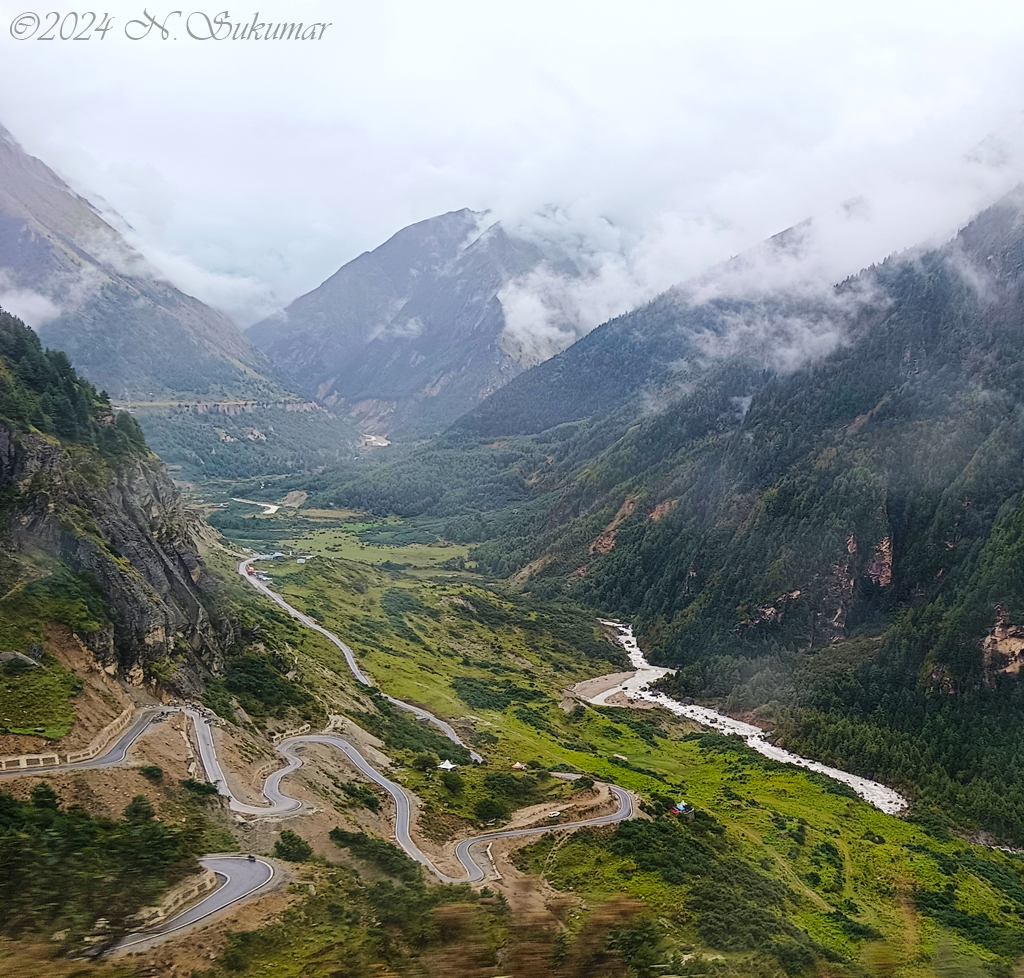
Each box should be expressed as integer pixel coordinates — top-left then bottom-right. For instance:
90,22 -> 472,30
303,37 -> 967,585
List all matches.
0,278 -> 61,328
0,0 -> 1022,339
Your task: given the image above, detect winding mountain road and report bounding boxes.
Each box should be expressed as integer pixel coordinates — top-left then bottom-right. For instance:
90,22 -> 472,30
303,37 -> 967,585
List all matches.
238,557 -> 483,763
273,735 -> 634,883
234,557 -> 633,881
0,557 -> 637,947
115,855 -> 275,953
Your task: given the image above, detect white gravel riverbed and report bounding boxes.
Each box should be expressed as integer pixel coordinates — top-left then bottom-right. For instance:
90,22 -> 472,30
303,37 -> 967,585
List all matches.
590,620 -> 908,815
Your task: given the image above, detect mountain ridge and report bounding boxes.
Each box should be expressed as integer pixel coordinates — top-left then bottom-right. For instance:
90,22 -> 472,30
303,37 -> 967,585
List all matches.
248,208 -> 582,437
0,121 -> 282,401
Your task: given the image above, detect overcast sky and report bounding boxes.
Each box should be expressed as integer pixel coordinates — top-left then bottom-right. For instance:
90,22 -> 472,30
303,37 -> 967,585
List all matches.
1,0 -> 1023,328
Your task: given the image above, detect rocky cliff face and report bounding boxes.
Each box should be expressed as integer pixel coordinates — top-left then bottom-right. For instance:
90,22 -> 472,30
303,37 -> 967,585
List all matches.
1,421 -> 231,691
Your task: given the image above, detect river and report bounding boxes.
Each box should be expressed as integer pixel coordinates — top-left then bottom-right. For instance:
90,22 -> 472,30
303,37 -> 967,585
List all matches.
589,621 -> 908,815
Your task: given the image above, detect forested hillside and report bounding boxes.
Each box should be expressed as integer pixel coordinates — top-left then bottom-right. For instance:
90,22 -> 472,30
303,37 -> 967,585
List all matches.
295,188 -> 1024,841
0,307 -> 147,453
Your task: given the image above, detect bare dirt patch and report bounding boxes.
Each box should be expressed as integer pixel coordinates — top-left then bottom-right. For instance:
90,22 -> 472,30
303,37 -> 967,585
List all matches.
566,671 -> 635,703
207,723 -> 280,807
482,785 -> 632,918
0,938 -> 137,978
508,554 -> 554,587
648,498 -> 677,521
131,710 -> 200,782
0,625 -> 134,756
589,498 -> 637,555
602,691 -> 660,710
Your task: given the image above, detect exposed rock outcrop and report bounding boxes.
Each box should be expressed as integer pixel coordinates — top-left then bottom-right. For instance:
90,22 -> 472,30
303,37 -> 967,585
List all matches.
648,499 -> 676,521
1,421 -> 231,693
867,536 -> 893,587
983,604 -> 1024,685
740,590 -> 804,634
589,498 -> 638,555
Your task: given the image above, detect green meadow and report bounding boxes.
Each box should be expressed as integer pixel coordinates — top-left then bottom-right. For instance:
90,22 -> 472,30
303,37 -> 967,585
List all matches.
239,550 -> 1024,977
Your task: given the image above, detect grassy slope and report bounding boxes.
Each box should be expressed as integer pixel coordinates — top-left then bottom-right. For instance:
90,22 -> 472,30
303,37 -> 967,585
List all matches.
201,498 -> 472,573
0,658 -> 82,738
237,539 -> 1024,978
0,551 -> 112,740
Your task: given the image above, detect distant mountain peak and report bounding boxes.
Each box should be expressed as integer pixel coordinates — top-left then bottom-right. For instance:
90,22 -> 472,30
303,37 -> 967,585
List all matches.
0,118 -> 281,400
248,208 -> 580,438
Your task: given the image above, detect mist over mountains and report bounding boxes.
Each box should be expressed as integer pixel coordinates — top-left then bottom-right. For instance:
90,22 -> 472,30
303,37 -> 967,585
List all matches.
4,110 -> 1024,447
0,122 -> 281,401
247,208 -> 592,437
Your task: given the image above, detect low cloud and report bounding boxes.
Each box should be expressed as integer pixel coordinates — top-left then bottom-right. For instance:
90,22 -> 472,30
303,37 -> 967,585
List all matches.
0,271 -> 62,327
694,308 -> 848,373
132,243 -> 281,326
495,119 -> 1024,376
82,210 -> 280,327
498,262 -> 641,366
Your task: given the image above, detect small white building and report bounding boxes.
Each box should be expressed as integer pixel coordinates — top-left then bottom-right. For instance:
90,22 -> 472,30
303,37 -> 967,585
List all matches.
437,760 -> 457,771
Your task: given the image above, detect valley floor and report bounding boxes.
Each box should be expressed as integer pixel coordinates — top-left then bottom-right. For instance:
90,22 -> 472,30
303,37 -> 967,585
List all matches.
8,518 -> 1024,977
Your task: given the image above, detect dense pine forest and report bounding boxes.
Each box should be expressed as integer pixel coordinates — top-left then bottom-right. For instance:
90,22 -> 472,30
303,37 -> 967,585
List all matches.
275,189 -> 1024,841
0,309 -> 148,456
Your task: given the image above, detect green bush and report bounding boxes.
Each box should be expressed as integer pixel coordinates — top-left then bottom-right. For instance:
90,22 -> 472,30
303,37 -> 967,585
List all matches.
180,778 -> 220,797
273,829 -> 313,863
483,772 -> 539,800
339,781 -> 381,812
474,798 -> 508,822
440,770 -> 464,792
329,828 -> 420,882
450,676 -> 545,711
223,654 -> 310,717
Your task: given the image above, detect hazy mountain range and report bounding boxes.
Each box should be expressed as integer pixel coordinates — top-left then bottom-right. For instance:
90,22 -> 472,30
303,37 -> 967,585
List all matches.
0,122 -> 282,402
247,208 -> 583,437
0,121 -> 601,440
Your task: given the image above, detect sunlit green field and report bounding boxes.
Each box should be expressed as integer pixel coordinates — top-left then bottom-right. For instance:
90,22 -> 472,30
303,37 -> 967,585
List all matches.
283,523 -> 472,570
246,551 -> 1024,978
205,496 -> 475,574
